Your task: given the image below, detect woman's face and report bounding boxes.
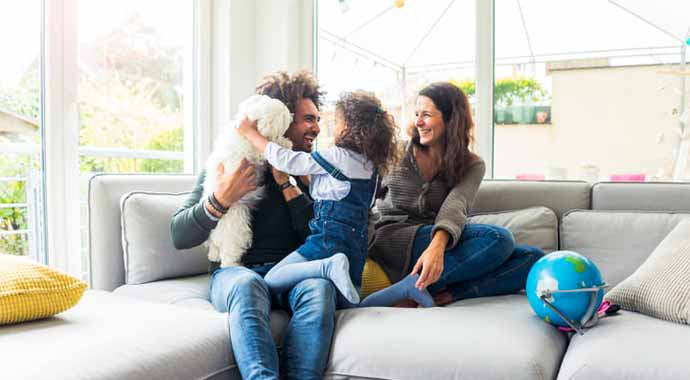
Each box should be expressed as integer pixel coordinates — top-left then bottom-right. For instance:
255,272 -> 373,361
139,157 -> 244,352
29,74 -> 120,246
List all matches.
414,96 -> 446,147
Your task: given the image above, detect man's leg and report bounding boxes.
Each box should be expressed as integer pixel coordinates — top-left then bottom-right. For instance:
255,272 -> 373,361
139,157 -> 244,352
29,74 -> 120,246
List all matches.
210,266 -> 279,380
281,278 -> 337,380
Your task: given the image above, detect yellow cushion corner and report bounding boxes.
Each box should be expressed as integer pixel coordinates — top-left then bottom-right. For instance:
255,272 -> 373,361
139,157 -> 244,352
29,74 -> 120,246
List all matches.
0,255 -> 87,325
360,258 -> 392,298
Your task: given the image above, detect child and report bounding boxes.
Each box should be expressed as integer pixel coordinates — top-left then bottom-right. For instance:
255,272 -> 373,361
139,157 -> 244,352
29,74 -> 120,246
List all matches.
238,91 -> 432,307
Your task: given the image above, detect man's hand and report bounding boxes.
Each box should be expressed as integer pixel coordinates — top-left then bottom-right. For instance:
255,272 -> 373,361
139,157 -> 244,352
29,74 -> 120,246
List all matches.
214,158 -> 257,208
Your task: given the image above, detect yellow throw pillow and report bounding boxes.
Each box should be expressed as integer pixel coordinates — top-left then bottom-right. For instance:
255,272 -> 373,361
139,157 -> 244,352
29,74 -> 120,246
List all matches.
360,258 -> 392,298
0,255 -> 87,325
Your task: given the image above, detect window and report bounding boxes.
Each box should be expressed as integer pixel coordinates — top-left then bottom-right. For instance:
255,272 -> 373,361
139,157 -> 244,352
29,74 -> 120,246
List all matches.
316,0 -> 477,147
0,0 -> 202,279
0,0 -> 44,260
316,0 -> 690,183
494,0 -> 690,182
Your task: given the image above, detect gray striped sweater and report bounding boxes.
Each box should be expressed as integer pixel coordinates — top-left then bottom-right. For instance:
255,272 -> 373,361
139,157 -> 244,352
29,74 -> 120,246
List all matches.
369,142 -> 486,283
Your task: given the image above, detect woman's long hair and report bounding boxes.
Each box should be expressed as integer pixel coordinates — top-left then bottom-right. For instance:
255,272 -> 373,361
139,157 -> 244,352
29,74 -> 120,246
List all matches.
408,82 -> 477,185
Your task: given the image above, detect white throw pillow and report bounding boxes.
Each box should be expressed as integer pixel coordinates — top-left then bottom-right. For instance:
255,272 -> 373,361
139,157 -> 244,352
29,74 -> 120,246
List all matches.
605,218 -> 690,325
120,192 -> 209,284
468,206 -> 558,253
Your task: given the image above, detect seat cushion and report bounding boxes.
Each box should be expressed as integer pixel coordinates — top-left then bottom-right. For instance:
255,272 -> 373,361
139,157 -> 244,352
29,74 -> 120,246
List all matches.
114,274 -> 214,310
0,290 -> 237,380
556,310 -> 690,380
325,295 -> 568,380
114,274 -> 290,347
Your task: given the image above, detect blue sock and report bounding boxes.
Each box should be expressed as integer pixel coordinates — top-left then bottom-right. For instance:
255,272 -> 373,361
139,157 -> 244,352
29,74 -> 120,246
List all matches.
264,252 -> 360,304
360,274 -> 434,308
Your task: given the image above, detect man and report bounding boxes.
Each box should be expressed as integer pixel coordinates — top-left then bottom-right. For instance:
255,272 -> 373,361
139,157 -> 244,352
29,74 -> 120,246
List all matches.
171,71 -> 335,380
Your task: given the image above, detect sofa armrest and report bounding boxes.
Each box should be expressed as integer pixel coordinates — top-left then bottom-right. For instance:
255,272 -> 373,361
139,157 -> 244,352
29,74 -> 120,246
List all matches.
88,173 -> 196,291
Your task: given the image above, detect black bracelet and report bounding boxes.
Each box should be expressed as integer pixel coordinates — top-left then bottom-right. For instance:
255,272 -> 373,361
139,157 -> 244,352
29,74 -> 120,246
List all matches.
208,193 -> 229,214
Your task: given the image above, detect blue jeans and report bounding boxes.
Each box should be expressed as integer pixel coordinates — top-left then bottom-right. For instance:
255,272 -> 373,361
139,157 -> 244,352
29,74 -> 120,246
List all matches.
210,265 -> 337,380
411,224 -> 544,301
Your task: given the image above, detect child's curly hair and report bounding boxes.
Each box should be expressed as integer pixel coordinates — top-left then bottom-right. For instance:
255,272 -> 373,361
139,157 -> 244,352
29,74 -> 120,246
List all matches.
335,91 -> 400,176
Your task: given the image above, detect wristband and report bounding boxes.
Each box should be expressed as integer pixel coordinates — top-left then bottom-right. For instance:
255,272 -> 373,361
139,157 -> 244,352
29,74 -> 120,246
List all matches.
208,193 -> 229,214
279,181 -> 293,191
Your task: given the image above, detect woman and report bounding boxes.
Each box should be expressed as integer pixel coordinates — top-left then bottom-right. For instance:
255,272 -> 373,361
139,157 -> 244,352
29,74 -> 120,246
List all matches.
366,82 -> 544,306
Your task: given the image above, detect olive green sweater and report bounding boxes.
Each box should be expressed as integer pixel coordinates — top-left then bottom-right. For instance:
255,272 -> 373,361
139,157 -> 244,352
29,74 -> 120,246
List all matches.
369,143 -> 486,283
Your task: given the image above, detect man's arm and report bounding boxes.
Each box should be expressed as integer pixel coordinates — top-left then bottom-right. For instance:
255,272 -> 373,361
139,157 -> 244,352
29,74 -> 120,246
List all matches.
171,159 -> 258,249
271,167 -> 314,241
170,170 -> 217,250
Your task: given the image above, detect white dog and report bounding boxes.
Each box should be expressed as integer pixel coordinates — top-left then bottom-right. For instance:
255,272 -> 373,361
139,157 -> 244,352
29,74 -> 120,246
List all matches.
204,95 -> 293,267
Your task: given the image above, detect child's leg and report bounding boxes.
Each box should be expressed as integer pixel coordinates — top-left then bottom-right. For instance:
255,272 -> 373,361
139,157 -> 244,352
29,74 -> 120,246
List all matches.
264,252 -> 360,304
359,274 -> 434,308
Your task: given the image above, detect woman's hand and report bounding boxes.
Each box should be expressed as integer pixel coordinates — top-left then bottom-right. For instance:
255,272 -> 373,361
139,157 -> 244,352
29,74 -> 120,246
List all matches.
236,116 -> 258,137
410,230 -> 450,290
214,158 -> 257,208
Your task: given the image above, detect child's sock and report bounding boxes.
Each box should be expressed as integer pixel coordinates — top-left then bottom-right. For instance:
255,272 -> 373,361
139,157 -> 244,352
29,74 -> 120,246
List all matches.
360,273 -> 434,308
323,253 -> 360,304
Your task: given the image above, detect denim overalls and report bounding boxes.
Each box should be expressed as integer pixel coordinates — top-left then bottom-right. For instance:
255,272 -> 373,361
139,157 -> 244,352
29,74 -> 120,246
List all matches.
297,151 -> 377,288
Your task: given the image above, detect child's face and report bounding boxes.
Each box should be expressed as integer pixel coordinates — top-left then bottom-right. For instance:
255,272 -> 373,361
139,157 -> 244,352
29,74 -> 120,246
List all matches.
333,110 -> 347,143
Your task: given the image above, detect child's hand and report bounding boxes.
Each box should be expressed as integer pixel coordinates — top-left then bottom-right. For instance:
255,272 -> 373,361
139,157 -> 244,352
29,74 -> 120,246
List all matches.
236,116 -> 258,137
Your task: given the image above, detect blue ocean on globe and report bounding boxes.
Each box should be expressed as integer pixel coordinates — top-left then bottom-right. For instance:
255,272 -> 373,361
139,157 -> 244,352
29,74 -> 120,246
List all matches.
526,251 -> 604,327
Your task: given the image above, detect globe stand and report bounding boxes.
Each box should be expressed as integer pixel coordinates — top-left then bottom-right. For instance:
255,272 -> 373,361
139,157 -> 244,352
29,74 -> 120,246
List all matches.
539,283 -> 609,336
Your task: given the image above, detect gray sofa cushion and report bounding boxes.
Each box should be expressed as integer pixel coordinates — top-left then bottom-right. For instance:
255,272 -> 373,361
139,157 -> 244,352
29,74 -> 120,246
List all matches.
592,182 -> 690,212
89,174 -> 197,291
472,180 -> 590,220
120,191 -> 209,284
114,275 -> 290,348
0,290 -> 237,380
560,210 -> 690,288
605,219 -> 690,325
556,310 -> 690,380
469,206 -> 558,252
114,274 -> 214,310
325,295 -> 568,380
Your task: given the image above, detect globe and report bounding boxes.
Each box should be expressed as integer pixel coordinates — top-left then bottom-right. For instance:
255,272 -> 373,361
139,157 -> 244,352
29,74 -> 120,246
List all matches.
526,251 -> 605,327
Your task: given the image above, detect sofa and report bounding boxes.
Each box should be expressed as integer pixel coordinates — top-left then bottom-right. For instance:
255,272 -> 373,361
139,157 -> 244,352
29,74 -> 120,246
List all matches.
3,174 -> 690,380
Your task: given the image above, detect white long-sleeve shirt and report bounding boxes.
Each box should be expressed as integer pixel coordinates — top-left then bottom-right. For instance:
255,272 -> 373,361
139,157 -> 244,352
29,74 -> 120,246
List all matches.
264,142 -> 374,201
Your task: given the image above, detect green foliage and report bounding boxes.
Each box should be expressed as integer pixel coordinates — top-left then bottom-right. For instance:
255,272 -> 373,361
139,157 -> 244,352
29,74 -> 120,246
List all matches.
140,128 -> 184,173
449,77 -> 548,107
449,79 -> 475,98
494,77 -> 547,107
0,155 -> 32,256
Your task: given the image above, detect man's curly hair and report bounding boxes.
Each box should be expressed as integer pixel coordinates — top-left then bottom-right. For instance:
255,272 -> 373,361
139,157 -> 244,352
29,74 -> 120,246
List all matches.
335,91 -> 400,177
255,70 -> 325,113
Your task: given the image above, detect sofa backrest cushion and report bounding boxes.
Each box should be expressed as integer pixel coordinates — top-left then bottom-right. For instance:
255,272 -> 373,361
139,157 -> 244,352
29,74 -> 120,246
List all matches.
89,174 -> 196,291
605,218 -> 690,325
121,192 -> 209,285
472,180 -> 590,221
560,210 -> 690,288
469,206 -> 558,253
592,182 -> 690,212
